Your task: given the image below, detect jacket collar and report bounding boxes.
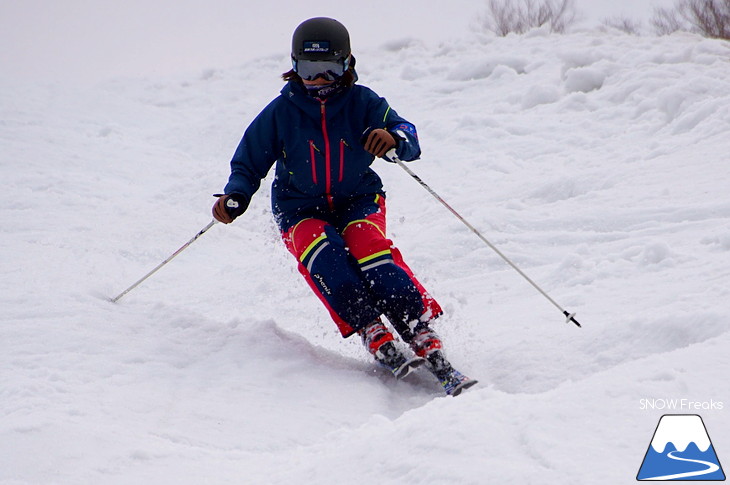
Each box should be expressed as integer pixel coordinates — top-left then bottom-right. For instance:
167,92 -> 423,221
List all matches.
280,81 -> 353,120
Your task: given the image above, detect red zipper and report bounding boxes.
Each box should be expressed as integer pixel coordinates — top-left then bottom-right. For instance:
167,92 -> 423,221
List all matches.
309,140 -> 318,185
320,101 -> 335,210
339,139 -> 346,182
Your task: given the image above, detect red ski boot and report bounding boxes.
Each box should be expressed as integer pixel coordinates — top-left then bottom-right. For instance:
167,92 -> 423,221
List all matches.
360,319 -> 425,379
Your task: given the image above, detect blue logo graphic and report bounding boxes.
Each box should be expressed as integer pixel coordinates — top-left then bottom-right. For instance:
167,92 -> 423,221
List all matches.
637,414 -> 725,481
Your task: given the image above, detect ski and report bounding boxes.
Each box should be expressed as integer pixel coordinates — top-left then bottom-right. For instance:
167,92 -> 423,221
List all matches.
423,350 -> 478,397
391,355 -> 427,380
438,369 -> 478,397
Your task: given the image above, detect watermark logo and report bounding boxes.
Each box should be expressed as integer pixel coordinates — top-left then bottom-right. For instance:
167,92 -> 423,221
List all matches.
637,414 -> 725,481
640,398 -> 724,411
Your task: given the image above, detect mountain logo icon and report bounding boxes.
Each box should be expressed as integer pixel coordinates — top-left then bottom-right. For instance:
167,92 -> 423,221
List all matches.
637,414 -> 725,481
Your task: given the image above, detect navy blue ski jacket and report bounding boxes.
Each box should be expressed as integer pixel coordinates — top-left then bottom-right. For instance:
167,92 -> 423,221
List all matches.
223,80 -> 421,230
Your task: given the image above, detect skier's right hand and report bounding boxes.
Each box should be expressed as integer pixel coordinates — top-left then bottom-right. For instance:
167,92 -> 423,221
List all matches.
212,193 -> 249,224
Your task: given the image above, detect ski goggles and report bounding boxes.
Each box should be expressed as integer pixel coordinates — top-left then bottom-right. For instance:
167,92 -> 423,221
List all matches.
293,57 -> 350,81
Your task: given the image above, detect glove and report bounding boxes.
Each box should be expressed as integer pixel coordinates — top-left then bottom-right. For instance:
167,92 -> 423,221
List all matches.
362,128 -> 397,158
212,193 -> 249,224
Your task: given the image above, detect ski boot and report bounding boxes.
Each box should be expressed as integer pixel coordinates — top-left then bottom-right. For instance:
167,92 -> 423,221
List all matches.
409,324 -> 478,396
360,319 -> 425,379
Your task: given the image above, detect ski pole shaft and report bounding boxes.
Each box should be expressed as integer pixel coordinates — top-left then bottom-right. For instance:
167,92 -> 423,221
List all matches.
111,220 -> 217,303
391,157 -> 581,328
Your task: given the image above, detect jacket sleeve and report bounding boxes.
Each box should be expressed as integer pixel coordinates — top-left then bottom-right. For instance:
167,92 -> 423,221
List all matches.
367,93 -> 421,162
223,99 -> 282,201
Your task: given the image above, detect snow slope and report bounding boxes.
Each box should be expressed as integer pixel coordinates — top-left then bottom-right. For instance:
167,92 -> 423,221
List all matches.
2,28 -> 729,484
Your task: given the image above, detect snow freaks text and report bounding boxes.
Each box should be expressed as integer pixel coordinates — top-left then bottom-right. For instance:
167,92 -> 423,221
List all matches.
639,399 -> 724,411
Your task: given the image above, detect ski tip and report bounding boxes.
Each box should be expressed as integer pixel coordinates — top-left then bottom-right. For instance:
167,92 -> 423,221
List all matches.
450,378 -> 478,397
393,356 -> 427,380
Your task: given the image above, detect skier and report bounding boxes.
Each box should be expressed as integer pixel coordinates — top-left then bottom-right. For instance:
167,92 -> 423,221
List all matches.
212,17 -> 476,396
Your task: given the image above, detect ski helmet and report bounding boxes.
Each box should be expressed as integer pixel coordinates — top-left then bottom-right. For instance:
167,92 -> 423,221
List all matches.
291,17 -> 351,81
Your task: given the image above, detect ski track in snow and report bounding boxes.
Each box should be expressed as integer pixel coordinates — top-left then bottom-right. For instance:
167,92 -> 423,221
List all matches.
2,29 -> 730,484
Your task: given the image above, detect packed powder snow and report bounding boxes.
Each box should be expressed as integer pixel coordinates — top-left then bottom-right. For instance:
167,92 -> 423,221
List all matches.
2,26 -> 729,484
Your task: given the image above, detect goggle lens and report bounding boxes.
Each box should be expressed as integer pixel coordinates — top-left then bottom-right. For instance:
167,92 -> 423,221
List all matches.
294,58 -> 349,81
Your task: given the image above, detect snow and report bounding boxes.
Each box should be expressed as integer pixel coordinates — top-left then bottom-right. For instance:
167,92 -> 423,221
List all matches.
2,25 -> 730,484
0,0 -> 678,85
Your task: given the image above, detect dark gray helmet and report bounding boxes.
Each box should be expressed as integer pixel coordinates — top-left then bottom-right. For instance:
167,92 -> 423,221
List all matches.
291,17 -> 351,63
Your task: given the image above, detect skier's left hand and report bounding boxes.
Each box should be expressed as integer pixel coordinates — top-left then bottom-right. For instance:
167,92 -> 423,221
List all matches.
363,129 -> 396,158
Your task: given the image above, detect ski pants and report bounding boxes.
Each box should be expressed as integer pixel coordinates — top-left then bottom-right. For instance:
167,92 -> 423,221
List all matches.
281,193 -> 442,338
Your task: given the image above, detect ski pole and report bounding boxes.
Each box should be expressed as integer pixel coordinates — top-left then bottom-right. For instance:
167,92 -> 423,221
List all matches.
388,154 -> 581,328
111,220 -> 217,303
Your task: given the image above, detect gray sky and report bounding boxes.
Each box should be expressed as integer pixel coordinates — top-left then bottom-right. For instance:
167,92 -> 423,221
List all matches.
0,0 -> 677,85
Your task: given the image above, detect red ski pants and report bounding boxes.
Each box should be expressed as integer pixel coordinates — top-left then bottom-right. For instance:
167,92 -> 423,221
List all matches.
282,194 -> 442,337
